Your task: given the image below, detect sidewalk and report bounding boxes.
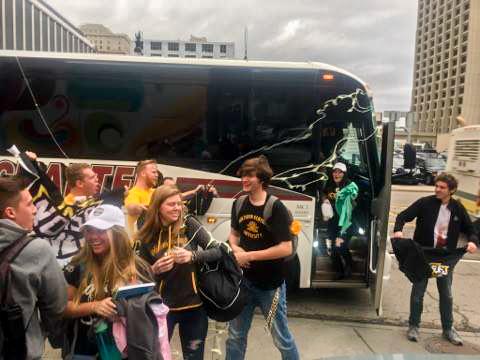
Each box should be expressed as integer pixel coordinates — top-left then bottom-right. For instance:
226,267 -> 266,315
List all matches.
43,315 -> 480,359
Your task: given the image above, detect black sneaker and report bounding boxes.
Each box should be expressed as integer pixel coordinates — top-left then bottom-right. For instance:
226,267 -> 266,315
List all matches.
443,328 -> 463,346
407,326 -> 419,342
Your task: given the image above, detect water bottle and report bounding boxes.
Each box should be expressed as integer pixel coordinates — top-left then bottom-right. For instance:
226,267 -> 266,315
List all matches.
94,320 -> 122,360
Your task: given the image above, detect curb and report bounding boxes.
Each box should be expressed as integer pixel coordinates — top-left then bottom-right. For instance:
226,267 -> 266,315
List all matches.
286,311 -> 480,334
392,185 -> 434,193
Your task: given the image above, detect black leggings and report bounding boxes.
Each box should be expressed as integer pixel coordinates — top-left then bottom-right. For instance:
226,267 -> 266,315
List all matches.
167,307 -> 209,360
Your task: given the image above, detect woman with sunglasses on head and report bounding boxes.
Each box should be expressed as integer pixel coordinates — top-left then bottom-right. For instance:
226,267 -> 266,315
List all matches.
62,204 -> 153,358
136,185 -> 222,360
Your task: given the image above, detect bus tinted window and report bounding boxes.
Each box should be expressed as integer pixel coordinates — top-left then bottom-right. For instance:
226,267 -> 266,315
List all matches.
0,57 -> 375,193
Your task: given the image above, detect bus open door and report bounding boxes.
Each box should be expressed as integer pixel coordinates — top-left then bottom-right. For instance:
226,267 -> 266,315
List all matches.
368,118 -> 395,316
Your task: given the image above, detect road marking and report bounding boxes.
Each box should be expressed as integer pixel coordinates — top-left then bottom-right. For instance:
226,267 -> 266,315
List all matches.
460,259 -> 480,264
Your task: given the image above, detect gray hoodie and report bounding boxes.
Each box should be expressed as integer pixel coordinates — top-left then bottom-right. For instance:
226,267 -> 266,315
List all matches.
0,219 -> 67,360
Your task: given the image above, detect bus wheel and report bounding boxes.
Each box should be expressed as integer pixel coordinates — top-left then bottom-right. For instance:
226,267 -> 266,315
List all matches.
285,255 -> 300,293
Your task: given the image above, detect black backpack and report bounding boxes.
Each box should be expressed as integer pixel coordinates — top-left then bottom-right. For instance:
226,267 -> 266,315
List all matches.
0,235 -> 32,360
233,194 -> 298,261
195,241 -> 248,322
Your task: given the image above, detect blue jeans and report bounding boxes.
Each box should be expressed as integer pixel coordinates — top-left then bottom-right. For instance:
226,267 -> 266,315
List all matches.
225,280 -> 299,360
409,271 -> 454,331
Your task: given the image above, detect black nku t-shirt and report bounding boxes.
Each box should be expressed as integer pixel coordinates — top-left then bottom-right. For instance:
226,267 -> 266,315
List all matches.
231,194 -> 292,290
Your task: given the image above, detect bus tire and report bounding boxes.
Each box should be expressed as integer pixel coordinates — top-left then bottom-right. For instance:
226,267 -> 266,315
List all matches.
285,255 -> 300,293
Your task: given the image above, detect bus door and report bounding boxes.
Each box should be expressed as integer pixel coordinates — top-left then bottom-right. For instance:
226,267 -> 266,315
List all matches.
368,119 -> 395,316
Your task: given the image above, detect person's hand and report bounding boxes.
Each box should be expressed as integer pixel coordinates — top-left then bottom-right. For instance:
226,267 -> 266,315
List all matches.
393,231 -> 403,239
25,151 -> 37,161
335,237 -> 344,247
195,185 -> 203,193
131,204 -> 147,216
172,247 -> 193,264
467,242 -> 478,254
208,185 -> 219,197
234,251 -> 251,268
152,254 -> 174,274
92,297 -> 117,319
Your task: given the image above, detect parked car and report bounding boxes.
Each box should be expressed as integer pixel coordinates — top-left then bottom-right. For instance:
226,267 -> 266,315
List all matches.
391,154 -> 422,185
416,152 -> 446,185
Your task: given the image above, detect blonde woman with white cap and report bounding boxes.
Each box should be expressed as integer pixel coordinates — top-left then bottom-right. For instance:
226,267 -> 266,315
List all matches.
323,162 -> 358,280
62,204 -> 153,357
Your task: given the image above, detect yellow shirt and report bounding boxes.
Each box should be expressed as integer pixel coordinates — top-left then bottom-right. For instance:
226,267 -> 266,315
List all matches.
124,186 -> 155,235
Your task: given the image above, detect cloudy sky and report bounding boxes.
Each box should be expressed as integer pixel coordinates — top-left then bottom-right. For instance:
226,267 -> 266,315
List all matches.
46,0 -> 418,112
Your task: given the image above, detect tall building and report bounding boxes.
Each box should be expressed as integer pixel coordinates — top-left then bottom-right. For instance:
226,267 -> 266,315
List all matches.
80,24 -> 131,55
410,0 -> 480,144
0,0 -> 94,53
135,35 -> 234,59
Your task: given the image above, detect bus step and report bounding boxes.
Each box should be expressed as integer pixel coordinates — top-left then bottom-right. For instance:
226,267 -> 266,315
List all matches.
310,279 -> 367,288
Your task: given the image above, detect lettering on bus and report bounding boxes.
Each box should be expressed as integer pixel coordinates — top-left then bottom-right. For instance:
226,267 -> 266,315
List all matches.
1,160 -> 135,195
92,165 -> 115,192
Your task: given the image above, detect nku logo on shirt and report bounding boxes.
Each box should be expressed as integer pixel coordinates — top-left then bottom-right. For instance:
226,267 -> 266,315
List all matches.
239,214 -> 265,240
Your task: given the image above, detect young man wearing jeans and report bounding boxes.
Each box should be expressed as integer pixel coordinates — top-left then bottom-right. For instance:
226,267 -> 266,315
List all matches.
225,156 -> 299,360
394,173 -> 478,346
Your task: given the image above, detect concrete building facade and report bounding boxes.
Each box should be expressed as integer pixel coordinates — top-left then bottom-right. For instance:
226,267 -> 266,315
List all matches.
0,0 -> 94,52
135,35 -> 234,59
80,23 -> 131,55
410,0 -> 480,144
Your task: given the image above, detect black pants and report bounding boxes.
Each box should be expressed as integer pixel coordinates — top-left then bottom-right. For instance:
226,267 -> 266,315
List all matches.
167,307 -> 208,360
331,239 -> 353,274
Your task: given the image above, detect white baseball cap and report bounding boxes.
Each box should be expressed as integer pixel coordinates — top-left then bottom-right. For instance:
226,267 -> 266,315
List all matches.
332,162 -> 347,173
81,204 -> 125,231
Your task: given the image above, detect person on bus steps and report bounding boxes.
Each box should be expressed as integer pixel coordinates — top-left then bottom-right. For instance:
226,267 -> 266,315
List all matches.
323,162 -> 359,280
225,155 -> 299,360
394,173 -> 478,346
136,185 -> 222,360
62,204 -> 154,358
124,159 -> 160,236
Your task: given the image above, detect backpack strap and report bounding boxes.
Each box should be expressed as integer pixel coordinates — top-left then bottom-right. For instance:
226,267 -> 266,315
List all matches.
0,234 -> 32,305
263,195 -> 278,230
233,195 -> 248,222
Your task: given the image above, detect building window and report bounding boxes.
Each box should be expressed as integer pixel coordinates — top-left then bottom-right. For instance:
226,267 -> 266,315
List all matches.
220,44 -> 227,53
202,55 -> 213,58
151,42 -> 162,50
185,43 -> 196,52
168,42 -> 179,51
185,54 -> 196,58
151,54 -> 162,56
168,54 -> 179,57
202,44 -> 213,53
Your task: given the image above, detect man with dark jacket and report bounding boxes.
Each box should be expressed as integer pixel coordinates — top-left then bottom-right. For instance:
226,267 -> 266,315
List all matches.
394,173 -> 478,346
0,176 -> 67,359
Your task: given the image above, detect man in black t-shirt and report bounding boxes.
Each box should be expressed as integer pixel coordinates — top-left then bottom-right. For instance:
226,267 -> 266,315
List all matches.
225,156 -> 299,360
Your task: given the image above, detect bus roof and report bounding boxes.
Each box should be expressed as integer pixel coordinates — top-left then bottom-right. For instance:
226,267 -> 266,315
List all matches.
0,50 -> 367,87
452,125 -> 480,134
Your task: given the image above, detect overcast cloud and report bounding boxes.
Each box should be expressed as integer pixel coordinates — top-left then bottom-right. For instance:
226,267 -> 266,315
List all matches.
46,0 -> 418,112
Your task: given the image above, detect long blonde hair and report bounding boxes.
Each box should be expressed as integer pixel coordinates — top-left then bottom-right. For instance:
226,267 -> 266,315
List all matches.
71,225 -> 152,303
136,185 -> 185,247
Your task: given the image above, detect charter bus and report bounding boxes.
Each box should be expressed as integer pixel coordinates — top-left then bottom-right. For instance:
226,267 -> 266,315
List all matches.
0,51 -> 394,315
446,125 -> 480,220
